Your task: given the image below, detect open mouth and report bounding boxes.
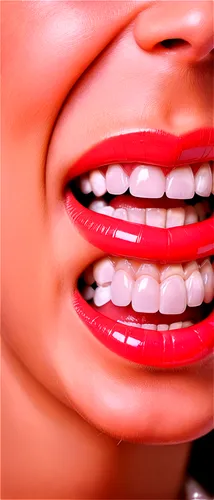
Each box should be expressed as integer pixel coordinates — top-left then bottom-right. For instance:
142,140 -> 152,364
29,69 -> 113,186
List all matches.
65,129 -> 214,368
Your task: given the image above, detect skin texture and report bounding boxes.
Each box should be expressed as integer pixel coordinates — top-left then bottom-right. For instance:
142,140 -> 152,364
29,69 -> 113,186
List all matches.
1,1 -> 213,498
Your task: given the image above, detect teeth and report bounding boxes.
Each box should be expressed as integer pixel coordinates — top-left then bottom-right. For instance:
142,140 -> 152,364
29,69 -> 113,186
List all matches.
185,270 -> 204,307
169,322 -> 183,330
145,208 -> 166,228
80,162 -> 212,200
130,165 -> 165,198
184,205 -> 198,225
166,167 -> 195,199
132,275 -> 159,313
106,164 -> 129,195
195,163 -> 212,197
200,259 -> 214,303
159,275 -> 186,315
84,257 -> 213,314
94,285 -> 111,306
89,203 -> 204,228
114,208 -> 128,220
111,270 -> 133,307
89,170 -> 107,197
128,208 -> 146,224
79,174 -> 92,194
166,207 -> 185,228
93,257 -> 115,286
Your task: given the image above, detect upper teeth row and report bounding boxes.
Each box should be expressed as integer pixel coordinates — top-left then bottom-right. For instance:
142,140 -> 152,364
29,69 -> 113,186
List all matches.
79,162 -> 214,199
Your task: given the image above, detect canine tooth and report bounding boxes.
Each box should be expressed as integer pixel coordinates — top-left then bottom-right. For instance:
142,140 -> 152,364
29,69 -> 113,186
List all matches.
146,208 -> 166,228
142,324 -> 157,330
79,174 -> 92,194
97,206 -> 114,216
157,324 -> 169,331
184,206 -> 198,225
160,264 -> 184,282
114,208 -> 128,221
200,260 -> 213,303
195,163 -> 212,197
94,285 -> 111,306
130,165 -> 165,199
128,208 -> 146,224
185,270 -> 204,307
166,167 -> 194,199
166,207 -> 185,228
82,286 -> 94,301
160,275 -> 186,314
169,322 -> 182,330
136,262 -> 160,281
182,321 -> 193,328
132,276 -> 159,313
111,270 -> 133,307
83,266 -> 94,285
89,170 -> 107,197
93,257 -> 115,286
89,199 -> 107,211
183,261 -> 198,280
106,164 -> 129,195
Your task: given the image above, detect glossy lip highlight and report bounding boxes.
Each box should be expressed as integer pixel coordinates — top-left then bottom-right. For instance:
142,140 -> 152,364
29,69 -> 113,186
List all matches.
65,128 -> 214,368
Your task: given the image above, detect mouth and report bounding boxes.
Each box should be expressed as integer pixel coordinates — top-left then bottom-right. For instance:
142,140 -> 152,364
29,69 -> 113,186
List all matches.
65,128 -> 214,368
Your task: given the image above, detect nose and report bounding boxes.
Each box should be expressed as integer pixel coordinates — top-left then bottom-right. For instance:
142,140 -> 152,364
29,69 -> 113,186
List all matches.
134,0 -> 214,63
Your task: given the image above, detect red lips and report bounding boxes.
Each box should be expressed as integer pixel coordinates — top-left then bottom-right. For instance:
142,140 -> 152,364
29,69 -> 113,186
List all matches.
65,128 -> 214,368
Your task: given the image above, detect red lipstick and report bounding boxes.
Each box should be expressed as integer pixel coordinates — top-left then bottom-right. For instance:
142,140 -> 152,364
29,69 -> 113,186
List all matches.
65,128 -> 214,368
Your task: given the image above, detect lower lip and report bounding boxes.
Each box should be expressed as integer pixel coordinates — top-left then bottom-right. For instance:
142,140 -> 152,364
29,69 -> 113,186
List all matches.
74,290 -> 214,368
65,191 -> 214,263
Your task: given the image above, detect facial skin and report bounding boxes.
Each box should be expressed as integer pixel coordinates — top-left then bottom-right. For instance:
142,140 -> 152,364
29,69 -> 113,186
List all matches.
2,0 -> 213,463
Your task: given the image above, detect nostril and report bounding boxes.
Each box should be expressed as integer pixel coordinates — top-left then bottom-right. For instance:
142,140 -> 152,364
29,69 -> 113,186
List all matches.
158,38 -> 190,50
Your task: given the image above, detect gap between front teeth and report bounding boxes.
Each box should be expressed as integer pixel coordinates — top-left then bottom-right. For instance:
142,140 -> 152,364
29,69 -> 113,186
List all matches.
88,200 -> 210,227
82,257 -> 214,314
79,162 -> 214,199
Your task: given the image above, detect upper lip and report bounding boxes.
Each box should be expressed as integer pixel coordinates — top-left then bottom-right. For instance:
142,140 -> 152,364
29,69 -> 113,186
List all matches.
66,127 -> 214,181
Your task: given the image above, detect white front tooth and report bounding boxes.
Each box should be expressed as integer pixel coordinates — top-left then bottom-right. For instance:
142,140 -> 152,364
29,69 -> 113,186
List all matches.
130,165 -> 165,198
111,270 -> 133,307
79,174 -> 92,194
106,164 -> 129,195
184,206 -> 198,225
97,206 -> 115,216
185,270 -> 204,307
160,264 -> 184,281
169,322 -> 182,330
160,275 -> 186,315
132,276 -> 159,313
166,207 -> 185,228
157,324 -> 169,331
166,167 -> 194,199
142,324 -> 157,330
183,261 -> 198,279
82,286 -> 94,301
89,170 -> 107,197
114,208 -> 128,221
93,285 -> 111,306
195,163 -> 212,197
200,259 -> 214,303
146,208 -> 166,228
128,208 -> 146,224
89,200 -> 107,212
93,257 -> 115,286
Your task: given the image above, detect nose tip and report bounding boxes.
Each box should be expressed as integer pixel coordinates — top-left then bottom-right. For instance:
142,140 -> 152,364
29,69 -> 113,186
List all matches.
134,1 -> 214,63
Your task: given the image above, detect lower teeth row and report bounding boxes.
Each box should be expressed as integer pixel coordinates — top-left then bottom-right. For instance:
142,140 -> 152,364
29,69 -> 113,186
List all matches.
82,257 -> 213,314
117,320 -> 194,331
89,200 -> 210,228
